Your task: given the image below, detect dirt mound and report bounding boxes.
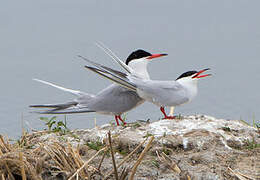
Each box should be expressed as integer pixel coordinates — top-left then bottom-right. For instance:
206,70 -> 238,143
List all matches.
0,115 -> 259,179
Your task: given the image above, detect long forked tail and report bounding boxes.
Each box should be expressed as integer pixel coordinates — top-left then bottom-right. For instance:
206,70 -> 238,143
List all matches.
30,101 -> 96,114
30,79 -> 95,112
30,101 -> 78,109
32,107 -> 95,114
94,41 -> 134,74
77,55 -> 137,91
84,65 -> 137,92
33,79 -> 87,97
78,55 -> 129,78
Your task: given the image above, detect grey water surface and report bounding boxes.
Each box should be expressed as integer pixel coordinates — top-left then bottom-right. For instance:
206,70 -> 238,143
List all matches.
0,0 -> 259,137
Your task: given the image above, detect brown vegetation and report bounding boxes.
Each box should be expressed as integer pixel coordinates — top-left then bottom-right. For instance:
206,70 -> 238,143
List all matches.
0,115 -> 259,179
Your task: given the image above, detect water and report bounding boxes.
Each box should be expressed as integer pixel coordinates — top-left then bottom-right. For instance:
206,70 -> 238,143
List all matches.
0,0 -> 259,138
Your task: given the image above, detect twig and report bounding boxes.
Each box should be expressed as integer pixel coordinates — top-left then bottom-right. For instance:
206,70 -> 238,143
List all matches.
1,174 -> 5,180
236,170 -> 257,180
104,138 -> 146,179
228,167 -> 257,180
42,145 -> 63,168
161,152 -> 181,174
228,167 -> 248,180
67,143 -> 88,178
108,131 -> 119,180
19,152 -> 26,180
119,166 -> 129,180
156,150 -> 181,174
4,163 -> 15,180
129,136 -> 154,180
98,148 -> 107,171
53,143 -> 72,170
0,135 -> 10,152
68,147 -> 107,180
117,139 -> 146,169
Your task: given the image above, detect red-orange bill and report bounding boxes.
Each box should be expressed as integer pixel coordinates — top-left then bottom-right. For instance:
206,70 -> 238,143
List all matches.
147,53 -> 168,59
192,68 -> 211,79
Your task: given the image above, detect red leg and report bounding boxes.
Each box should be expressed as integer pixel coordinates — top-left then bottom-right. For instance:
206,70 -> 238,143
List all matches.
118,115 -> 127,125
114,115 -> 120,126
160,107 -> 176,119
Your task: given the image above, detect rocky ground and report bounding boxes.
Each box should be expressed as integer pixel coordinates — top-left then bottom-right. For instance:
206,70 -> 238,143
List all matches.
0,115 -> 259,180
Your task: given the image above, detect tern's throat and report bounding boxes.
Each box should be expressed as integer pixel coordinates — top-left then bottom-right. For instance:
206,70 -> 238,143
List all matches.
128,59 -> 150,79
177,78 -> 198,101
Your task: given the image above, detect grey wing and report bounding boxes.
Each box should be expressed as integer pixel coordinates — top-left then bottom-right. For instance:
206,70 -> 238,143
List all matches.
86,84 -> 143,115
136,80 -> 188,106
84,66 -> 137,91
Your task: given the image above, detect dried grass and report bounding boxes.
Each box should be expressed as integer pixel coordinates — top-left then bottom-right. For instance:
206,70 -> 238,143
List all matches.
0,133 -> 92,179
0,131 -> 155,180
1,129 -> 256,180
0,135 -> 41,180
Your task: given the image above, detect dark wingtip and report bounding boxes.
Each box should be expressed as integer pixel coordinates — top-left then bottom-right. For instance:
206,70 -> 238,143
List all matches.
84,65 -> 93,69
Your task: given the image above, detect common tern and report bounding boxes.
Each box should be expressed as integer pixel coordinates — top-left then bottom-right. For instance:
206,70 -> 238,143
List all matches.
30,46 -> 167,125
82,58 -> 211,119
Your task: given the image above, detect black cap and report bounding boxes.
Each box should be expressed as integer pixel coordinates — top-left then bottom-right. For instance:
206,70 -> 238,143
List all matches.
125,49 -> 152,65
176,71 -> 197,80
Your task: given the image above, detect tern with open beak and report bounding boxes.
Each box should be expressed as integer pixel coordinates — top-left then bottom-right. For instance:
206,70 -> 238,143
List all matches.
82,57 -> 211,119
